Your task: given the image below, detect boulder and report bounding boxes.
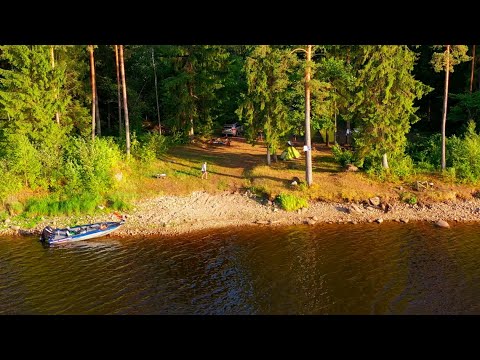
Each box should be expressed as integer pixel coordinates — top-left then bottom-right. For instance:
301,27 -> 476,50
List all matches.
369,196 -> 381,206
349,204 -> 363,214
435,220 -> 450,228
345,164 -> 358,172
384,203 -> 393,213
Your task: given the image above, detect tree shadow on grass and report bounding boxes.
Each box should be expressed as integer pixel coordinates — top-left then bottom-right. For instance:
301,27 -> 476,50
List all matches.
167,145 -> 265,172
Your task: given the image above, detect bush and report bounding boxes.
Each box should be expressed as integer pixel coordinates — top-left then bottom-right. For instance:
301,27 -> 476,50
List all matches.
447,121 -> 480,183
62,136 -> 122,196
332,144 -> 355,167
0,161 -> 22,205
400,191 -> 417,205
4,133 -> 42,188
276,193 -> 308,211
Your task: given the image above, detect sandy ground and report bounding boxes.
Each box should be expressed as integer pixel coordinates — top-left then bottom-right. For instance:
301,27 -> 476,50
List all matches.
4,190 -> 480,238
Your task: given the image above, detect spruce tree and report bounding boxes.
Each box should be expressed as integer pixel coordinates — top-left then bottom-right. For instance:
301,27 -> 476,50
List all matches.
352,45 -> 432,169
237,45 -> 294,165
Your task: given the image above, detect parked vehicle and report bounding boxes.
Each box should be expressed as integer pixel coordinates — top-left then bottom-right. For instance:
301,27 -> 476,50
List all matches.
222,122 -> 244,137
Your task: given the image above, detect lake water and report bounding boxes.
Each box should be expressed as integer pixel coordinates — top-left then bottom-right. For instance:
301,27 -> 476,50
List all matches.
1,221 -> 480,314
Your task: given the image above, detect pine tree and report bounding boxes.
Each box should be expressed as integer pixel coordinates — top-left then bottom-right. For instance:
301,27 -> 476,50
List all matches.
431,45 -> 470,171
161,45 -> 229,137
237,45 -> 294,165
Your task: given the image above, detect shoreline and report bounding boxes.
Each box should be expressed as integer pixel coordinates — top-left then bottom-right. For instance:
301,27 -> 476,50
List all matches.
3,191 -> 480,238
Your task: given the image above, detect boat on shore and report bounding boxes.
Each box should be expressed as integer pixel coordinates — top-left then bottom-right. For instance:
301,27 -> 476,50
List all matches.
40,219 -> 125,245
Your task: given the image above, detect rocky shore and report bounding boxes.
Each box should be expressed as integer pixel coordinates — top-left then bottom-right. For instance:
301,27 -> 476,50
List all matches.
3,190 -> 480,238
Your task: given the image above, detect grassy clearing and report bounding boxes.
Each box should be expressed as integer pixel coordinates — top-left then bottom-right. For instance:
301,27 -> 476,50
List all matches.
3,137 -> 480,227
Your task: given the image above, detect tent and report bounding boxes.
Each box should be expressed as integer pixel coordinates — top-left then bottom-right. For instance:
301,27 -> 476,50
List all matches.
280,145 -> 301,160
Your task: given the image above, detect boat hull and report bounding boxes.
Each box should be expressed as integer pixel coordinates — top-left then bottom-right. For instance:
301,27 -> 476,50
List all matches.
42,221 -> 124,245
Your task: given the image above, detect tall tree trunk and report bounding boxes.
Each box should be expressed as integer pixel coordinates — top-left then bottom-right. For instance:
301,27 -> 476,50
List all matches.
188,83 -> 195,136
152,48 -> 162,135
95,87 -> 101,136
441,45 -> 450,171
305,45 -> 313,186
115,45 -> 123,136
325,131 -> 329,147
119,45 -> 131,157
346,120 -> 351,145
89,45 -> 96,141
470,45 -> 476,93
382,153 -> 389,169
107,101 -> 111,131
50,46 -> 60,125
428,98 -> 431,123
334,97 -> 337,145
266,146 -> 271,166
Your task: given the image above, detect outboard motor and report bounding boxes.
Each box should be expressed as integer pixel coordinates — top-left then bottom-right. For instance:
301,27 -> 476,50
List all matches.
41,226 -> 54,242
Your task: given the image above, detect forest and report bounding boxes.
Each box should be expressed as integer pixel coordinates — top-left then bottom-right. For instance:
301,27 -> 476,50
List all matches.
1,45 -> 479,219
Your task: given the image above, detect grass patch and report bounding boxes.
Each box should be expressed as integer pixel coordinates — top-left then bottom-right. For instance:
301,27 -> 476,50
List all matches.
106,193 -> 133,211
400,191 -> 417,205
276,193 -> 308,211
24,193 -> 103,217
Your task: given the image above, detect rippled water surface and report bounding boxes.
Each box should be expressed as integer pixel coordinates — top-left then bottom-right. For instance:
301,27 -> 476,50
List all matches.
2,222 -> 480,314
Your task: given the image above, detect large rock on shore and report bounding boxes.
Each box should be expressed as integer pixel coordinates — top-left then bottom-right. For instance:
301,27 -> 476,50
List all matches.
435,219 -> 450,228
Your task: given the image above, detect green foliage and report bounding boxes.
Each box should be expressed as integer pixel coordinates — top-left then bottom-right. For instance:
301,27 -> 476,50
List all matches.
431,45 -> 470,73
6,201 -> 24,216
407,132 -> 442,166
0,45 -> 73,142
0,161 -> 22,204
160,45 -> 230,137
400,192 -> 417,205
351,45 -> 432,165
131,132 -> 169,163
247,185 -> 270,199
331,144 -> 355,166
311,51 -> 356,135
364,154 -> 415,181
449,93 -> 480,132
237,46 -> 295,159
4,133 -> 42,187
446,121 -> 480,182
106,193 -> 133,211
276,193 -> 308,211
24,193 -> 103,217
62,137 -> 122,196
217,179 -> 229,191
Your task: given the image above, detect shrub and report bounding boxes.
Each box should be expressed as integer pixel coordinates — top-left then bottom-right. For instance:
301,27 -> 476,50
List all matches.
276,193 -> 308,211
4,133 -> 41,188
437,121 -> 480,183
62,136 -> 122,196
400,191 -> 417,205
332,144 -> 354,167
0,162 -> 22,205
